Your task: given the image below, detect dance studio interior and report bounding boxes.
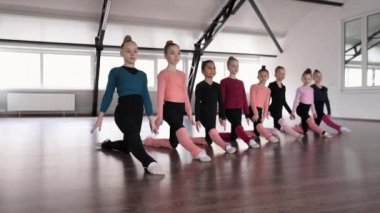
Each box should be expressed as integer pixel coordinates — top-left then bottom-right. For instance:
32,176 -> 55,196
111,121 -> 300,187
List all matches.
0,0 -> 380,212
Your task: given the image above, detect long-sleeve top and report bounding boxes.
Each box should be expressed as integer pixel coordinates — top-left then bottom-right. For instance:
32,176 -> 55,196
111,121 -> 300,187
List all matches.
220,77 -> 249,116
156,69 -> 192,118
100,66 -> 153,115
250,84 -> 271,118
195,81 -> 226,121
311,84 -> 331,115
268,81 -> 292,114
292,85 -> 317,115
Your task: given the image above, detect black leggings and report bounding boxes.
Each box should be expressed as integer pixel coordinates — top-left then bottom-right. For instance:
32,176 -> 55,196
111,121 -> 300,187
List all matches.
296,103 -> 311,134
225,109 -> 242,141
163,101 -> 185,148
270,109 -> 282,130
109,95 -> 155,168
199,112 -> 217,145
249,107 -> 263,136
314,102 -> 324,125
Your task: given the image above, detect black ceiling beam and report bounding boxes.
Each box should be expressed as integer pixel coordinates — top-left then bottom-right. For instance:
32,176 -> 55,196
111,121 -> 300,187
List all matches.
248,0 -> 283,53
295,0 -> 344,7
187,0 -> 245,100
196,0 -> 245,52
92,0 -> 112,116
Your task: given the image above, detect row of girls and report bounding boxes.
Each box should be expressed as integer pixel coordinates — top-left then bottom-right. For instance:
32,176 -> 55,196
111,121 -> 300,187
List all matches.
91,35 -> 350,175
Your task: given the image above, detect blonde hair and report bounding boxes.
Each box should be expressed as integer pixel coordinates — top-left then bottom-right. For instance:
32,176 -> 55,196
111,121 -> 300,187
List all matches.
227,56 -> 238,67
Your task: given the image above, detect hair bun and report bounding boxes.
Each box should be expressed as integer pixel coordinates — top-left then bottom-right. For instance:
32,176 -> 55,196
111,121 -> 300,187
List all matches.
124,35 -> 132,42
261,65 -> 266,70
166,40 -> 174,45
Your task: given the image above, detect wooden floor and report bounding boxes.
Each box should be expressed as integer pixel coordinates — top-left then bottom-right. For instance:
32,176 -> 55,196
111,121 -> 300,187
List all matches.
0,117 -> 380,213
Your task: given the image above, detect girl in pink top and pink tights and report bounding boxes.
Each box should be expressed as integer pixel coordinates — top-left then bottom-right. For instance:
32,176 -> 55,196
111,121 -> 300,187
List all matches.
249,66 -> 279,143
150,41 -> 211,162
291,69 -> 332,138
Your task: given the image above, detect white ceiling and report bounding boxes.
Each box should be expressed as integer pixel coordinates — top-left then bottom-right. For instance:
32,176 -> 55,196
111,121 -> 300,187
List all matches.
0,0 -> 348,37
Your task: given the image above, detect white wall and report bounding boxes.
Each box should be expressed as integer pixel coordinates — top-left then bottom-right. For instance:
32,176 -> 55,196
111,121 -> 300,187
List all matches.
275,0 -> 380,120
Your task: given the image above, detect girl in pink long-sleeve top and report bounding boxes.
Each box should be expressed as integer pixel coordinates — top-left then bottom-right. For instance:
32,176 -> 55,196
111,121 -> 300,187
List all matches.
249,66 -> 279,143
148,41 -> 211,162
220,56 -> 260,149
291,69 -> 332,138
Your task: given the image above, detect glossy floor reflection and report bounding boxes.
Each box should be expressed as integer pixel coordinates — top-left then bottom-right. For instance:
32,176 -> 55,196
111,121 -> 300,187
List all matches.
0,117 -> 379,212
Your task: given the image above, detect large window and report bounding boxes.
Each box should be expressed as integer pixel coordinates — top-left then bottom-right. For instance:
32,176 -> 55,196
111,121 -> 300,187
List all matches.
0,47 -> 261,93
0,49 -> 93,90
0,51 -> 41,89
343,12 -> 380,89
43,53 -> 91,89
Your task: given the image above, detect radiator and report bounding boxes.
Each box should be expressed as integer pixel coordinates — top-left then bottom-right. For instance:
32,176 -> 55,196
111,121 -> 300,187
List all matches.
7,93 -> 75,111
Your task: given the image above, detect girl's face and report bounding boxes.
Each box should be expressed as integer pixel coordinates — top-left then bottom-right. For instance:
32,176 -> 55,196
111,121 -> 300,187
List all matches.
313,72 -> 323,84
165,45 -> 181,65
202,62 -> 216,78
227,60 -> 239,75
120,42 -> 138,65
258,71 -> 269,84
275,68 -> 286,81
302,74 -> 313,85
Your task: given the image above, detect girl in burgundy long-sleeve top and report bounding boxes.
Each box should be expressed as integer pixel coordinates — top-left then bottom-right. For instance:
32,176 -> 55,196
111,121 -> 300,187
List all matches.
312,70 -> 350,133
220,56 -> 260,149
291,69 -> 332,138
249,66 -> 279,143
145,41 -> 211,162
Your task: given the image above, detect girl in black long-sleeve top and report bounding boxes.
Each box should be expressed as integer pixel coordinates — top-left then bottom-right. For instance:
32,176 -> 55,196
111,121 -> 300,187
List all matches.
268,66 -> 303,140
311,69 -> 350,133
195,60 -> 236,153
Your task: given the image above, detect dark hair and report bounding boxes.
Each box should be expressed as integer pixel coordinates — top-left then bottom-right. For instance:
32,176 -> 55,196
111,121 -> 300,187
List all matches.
227,56 -> 238,67
258,65 -> 269,75
121,35 -> 136,47
302,68 -> 312,77
201,60 -> 215,72
313,69 -> 322,75
164,40 -> 179,55
275,66 -> 285,73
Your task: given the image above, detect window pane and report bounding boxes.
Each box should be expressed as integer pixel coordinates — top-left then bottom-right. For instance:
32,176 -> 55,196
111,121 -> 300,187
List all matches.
43,54 -> 91,89
367,13 -> 380,87
344,18 -> 362,87
157,59 -> 183,72
135,59 -> 155,88
375,69 -> 380,86
345,67 -> 362,87
99,56 -> 123,89
238,61 -> 261,92
0,51 -> 41,89
367,69 -> 374,86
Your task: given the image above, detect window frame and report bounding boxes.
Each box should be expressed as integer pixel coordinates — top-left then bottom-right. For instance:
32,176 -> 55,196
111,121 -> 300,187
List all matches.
342,11 -> 380,91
